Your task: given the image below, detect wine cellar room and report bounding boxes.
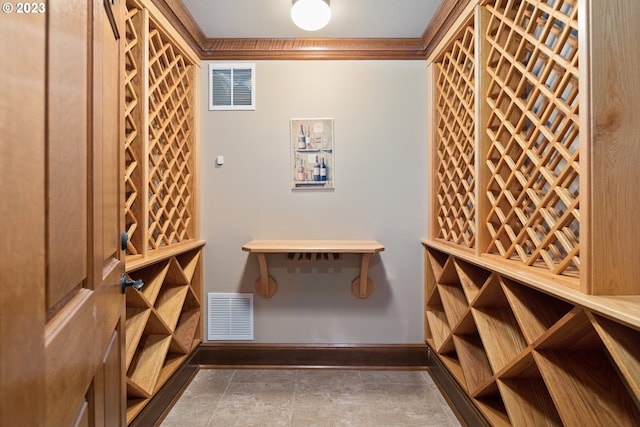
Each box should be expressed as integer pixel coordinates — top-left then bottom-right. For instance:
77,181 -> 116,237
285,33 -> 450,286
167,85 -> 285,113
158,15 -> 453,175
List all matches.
3,0 -> 640,426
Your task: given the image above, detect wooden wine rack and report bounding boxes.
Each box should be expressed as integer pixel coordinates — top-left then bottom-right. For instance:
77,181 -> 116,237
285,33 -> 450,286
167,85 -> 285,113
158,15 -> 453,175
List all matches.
124,0 -> 198,258
433,19 -> 476,249
122,0 -> 202,423
426,0 -> 640,425
483,0 -> 580,278
124,242 -> 204,424
430,0 -> 581,285
124,3 -> 144,256
428,0 -> 640,295
424,243 -> 640,426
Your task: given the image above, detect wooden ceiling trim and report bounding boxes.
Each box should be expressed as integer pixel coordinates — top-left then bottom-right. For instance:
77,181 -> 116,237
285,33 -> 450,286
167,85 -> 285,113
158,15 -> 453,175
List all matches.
151,0 -> 207,56
199,38 -> 427,60
421,0 -> 472,58
152,0 -> 469,61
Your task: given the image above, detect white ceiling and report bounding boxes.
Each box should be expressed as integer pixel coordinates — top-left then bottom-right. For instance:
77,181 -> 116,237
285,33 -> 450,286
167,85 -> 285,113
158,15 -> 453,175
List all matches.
181,0 -> 442,39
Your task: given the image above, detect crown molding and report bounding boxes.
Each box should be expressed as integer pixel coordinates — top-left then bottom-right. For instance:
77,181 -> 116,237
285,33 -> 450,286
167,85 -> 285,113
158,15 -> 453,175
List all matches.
421,0 -> 472,59
200,37 -> 427,60
151,0 -> 468,61
150,0 -> 206,56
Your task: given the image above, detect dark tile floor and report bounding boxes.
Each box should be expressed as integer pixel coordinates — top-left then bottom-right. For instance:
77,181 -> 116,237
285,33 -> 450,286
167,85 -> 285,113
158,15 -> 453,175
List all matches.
160,369 -> 462,426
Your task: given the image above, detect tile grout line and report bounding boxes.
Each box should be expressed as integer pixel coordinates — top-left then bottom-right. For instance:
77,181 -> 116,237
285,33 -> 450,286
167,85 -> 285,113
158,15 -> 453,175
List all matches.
421,369 -> 461,427
205,369 -> 236,427
357,370 -> 375,426
289,369 -> 299,426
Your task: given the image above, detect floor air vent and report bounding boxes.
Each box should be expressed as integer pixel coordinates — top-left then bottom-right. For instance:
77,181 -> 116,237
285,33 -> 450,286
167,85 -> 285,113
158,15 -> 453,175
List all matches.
207,293 -> 254,340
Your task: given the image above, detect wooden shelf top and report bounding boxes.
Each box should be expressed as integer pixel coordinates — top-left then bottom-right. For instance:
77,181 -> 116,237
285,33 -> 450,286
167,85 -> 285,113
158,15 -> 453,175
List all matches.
242,240 -> 384,254
126,240 -> 206,272
423,239 -> 640,331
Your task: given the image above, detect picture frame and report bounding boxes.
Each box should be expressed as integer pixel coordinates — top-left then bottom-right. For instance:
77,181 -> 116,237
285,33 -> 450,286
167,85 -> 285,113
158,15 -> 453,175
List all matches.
290,118 -> 334,190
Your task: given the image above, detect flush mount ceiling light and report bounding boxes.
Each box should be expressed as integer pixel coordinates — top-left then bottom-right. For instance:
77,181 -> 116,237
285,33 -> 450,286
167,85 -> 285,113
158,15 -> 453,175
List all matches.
291,0 -> 331,31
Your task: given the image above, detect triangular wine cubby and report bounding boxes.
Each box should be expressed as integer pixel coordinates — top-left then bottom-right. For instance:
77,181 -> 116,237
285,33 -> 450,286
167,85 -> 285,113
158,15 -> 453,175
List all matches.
471,277 -> 527,375
589,313 -> 640,401
424,244 -> 640,426
124,244 -> 203,423
500,278 -> 573,345
453,332 -> 492,396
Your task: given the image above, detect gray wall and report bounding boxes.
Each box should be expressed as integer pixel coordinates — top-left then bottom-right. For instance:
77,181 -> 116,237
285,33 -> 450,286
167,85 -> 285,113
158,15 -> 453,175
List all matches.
199,60 -> 428,343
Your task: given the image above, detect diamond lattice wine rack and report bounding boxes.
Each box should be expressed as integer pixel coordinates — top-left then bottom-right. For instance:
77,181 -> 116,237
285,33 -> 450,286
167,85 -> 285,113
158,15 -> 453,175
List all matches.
425,0 -> 640,425
123,0 -> 203,423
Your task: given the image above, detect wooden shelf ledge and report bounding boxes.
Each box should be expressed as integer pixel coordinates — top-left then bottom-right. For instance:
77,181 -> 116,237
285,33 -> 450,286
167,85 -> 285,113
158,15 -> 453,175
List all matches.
242,240 -> 384,298
423,239 -> 640,331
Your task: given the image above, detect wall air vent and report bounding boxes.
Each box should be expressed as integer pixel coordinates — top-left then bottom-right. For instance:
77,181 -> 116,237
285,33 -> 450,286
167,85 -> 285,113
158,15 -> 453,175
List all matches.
207,293 -> 254,340
209,63 -> 255,111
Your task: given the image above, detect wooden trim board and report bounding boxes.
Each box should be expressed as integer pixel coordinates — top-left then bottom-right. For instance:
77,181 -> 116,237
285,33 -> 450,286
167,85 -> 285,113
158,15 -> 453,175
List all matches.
241,240 -> 384,254
193,343 -> 427,368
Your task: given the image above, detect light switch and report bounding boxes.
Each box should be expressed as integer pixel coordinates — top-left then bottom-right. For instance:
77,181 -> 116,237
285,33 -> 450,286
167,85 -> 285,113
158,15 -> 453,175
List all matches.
216,155 -> 224,165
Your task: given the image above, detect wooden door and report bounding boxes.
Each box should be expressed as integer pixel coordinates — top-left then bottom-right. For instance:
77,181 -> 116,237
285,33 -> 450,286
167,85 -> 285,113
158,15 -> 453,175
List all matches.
0,1 -> 126,425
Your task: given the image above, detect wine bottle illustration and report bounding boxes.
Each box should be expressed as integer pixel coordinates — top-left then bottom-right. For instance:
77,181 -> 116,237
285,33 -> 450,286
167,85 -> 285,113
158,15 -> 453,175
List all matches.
313,156 -> 321,181
320,157 -> 327,181
305,126 -> 312,148
297,159 -> 306,181
297,124 -> 306,149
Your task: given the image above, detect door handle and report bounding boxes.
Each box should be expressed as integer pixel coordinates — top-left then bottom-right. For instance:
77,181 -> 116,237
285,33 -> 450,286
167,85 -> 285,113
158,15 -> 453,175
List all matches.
121,274 -> 143,294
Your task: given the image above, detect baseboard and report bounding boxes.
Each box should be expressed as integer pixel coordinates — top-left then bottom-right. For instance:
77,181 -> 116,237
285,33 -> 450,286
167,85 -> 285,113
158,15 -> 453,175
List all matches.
427,346 -> 491,427
194,343 -> 430,369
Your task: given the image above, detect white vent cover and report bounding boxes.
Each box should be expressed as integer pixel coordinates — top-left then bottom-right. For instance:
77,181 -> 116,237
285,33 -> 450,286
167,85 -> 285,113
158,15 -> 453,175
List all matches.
209,63 -> 255,111
207,293 -> 254,340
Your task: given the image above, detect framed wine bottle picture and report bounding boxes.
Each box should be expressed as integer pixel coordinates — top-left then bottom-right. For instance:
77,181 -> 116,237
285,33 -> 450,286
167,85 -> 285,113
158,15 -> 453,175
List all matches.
290,118 -> 334,190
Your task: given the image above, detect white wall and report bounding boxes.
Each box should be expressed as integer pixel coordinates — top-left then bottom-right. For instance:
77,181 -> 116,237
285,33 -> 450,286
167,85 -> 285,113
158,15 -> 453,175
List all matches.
199,60 -> 428,343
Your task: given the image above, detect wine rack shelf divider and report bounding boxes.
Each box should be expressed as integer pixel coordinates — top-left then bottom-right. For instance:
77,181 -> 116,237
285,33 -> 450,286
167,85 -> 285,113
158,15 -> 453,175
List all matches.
424,242 -> 640,426
425,1 -> 640,424
122,0 -> 202,423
